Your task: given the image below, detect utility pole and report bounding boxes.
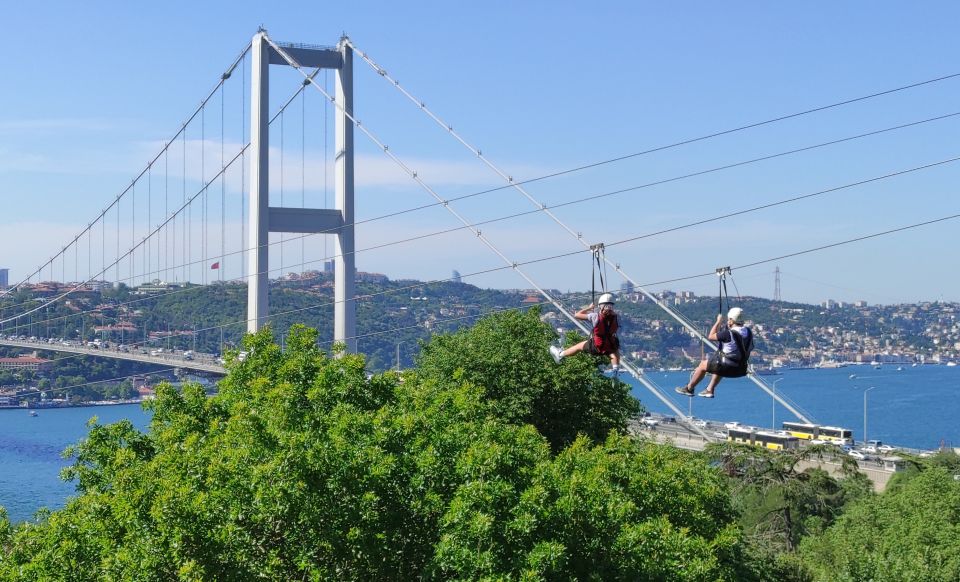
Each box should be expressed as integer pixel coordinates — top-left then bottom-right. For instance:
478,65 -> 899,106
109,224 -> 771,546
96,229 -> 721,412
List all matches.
773,266 -> 781,308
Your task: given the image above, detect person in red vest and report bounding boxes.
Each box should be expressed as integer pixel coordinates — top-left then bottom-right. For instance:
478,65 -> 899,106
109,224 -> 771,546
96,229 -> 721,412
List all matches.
550,293 -> 621,372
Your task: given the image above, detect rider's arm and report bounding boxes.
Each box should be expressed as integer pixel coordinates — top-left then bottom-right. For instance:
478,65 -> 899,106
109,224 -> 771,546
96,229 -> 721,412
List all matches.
574,303 -> 594,321
707,313 -> 723,341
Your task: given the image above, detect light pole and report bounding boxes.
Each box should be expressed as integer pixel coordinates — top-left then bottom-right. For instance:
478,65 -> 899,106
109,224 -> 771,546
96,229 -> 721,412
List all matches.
772,378 -> 784,430
863,386 -> 876,446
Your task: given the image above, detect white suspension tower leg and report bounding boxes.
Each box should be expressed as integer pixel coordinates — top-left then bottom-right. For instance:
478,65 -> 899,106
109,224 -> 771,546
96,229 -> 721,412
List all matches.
247,31 -> 270,333
334,39 -> 357,352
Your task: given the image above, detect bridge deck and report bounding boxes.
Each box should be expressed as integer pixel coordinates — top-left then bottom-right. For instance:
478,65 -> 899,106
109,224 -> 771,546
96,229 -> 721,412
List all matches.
0,339 -> 226,375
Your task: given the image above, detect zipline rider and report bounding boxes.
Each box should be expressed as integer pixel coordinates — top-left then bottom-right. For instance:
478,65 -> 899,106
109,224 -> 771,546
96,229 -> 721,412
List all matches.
550,293 -> 622,373
675,307 -> 753,399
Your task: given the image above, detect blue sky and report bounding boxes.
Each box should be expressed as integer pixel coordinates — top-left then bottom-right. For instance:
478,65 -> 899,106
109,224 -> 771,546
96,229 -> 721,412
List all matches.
1,2 -> 958,305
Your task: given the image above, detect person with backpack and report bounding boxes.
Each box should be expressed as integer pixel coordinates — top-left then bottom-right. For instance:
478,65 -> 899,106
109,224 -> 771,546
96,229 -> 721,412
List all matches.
549,293 -> 621,371
675,307 -> 753,398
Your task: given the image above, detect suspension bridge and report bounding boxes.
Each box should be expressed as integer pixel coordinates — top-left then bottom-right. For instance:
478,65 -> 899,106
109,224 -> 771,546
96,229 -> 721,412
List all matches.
2,30 -> 959,439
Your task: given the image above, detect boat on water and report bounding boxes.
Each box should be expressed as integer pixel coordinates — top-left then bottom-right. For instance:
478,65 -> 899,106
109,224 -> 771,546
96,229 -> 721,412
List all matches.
753,366 -> 781,376
948,362 -> 958,367
28,410 -> 38,417
816,361 -> 846,369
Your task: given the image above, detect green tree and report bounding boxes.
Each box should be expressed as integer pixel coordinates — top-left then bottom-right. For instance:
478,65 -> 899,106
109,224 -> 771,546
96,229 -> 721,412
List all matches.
0,323 -> 749,580
800,467 -> 960,582
706,442 -> 864,553
415,308 -> 641,451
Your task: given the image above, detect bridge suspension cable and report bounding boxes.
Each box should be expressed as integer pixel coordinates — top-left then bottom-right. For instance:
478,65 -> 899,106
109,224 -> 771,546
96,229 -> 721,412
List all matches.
0,42 -> 253,300
0,64 -> 323,324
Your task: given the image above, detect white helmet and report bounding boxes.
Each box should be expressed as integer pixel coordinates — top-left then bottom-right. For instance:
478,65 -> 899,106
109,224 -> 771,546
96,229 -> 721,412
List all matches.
598,293 -> 615,306
727,307 -> 744,323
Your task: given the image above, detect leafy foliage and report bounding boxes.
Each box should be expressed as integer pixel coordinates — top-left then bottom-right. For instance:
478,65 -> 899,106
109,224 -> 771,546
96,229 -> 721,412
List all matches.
799,467 -> 960,582
0,320 -> 746,580
414,308 -> 641,451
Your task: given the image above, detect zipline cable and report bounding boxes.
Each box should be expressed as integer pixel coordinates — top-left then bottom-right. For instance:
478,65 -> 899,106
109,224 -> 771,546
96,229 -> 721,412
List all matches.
350,38 -> 960,202
348,42 -> 960,425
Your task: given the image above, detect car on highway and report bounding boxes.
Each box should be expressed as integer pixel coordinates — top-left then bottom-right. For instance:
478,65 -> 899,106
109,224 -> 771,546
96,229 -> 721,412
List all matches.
724,421 -> 742,430
691,419 -> 708,428
877,444 -> 896,454
712,431 -> 727,439
641,417 -> 660,427
848,450 -> 867,461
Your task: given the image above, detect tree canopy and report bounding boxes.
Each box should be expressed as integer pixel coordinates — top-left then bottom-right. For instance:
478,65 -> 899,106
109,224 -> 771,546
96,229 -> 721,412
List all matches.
415,308 -> 641,451
0,317 -> 750,580
799,467 -> 960,582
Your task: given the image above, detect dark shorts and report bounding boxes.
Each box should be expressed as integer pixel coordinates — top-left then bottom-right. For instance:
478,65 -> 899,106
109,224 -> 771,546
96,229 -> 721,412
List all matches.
585,335 -> 619,356
706,351 -> 747,378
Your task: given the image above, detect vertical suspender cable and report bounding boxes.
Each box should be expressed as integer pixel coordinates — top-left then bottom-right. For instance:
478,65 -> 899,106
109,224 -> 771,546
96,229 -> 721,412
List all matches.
202,105 -> 207,285
324,70 -> 329,263
184,128 -> 189,283
301,88 -> 306,275
221,82 -> 226,281
242,51 -> 247,282
130,182 -> 135,283
147,165 -> 152,282
280,111 -> 285,273
165,148 -> 169,282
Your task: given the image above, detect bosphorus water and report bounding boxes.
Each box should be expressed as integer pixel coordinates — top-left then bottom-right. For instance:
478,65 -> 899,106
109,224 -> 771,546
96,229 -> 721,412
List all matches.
1,365 -> 958,524
0,403 -> 151,524
628,364 -> 960,450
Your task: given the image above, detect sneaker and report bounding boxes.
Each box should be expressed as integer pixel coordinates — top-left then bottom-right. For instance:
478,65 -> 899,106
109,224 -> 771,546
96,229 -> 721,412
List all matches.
549,345 -> 563,364
674,386 -> 694,397
697,390 -> 715,399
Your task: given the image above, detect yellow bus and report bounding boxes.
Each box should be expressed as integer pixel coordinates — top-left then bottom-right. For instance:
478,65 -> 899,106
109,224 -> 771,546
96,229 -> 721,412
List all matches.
781,422 -> 853,445
727,428 -> 800,451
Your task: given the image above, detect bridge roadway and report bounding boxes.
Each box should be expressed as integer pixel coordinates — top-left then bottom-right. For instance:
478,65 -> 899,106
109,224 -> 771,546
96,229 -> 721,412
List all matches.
631,418 -> 898,492
0,339 -> 226,375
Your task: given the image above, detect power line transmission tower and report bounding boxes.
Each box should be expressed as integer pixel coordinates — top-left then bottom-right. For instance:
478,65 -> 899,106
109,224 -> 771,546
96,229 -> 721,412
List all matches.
773,266 -> 782,307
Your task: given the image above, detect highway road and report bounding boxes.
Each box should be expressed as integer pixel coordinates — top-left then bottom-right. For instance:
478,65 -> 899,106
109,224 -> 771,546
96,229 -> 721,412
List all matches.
0,338 -> 226,375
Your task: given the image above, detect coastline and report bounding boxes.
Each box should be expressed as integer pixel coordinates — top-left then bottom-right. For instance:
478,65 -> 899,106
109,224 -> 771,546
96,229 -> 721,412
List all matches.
0,397 -> 150,411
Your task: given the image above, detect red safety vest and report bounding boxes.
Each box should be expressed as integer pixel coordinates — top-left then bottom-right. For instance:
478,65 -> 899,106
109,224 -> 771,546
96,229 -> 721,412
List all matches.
592,310 -> 619,355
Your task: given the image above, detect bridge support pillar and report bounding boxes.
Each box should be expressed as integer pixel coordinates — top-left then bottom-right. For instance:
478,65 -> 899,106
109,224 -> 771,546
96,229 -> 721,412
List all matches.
247,32 -> 270,334
246,32 -> 356,353
334,40 -> 356,352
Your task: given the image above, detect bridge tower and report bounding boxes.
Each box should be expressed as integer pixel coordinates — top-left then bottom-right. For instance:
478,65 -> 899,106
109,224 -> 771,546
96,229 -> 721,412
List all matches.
247,31 -> 356,352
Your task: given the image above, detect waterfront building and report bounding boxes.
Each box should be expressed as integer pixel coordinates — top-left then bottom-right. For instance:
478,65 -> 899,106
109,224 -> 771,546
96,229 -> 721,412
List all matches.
0,354 -> 52,373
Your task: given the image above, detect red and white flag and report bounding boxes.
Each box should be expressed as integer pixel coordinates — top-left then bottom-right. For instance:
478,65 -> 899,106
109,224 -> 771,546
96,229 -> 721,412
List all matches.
210,262 -> 220,270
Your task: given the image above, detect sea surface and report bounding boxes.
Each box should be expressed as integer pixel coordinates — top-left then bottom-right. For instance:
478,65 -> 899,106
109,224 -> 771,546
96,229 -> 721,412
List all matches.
628,364 -> 960,451
0,404 -> 151,524
1,365 -> 958,524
